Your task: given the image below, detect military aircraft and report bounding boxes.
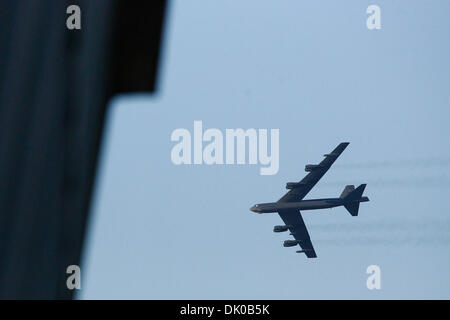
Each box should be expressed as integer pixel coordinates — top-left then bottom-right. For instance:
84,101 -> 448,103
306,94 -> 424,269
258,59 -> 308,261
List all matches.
250,142 -> 369,258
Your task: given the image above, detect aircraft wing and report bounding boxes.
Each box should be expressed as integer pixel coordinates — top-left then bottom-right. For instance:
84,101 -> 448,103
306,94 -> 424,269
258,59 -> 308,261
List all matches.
277,142 -> 349,203
278,209 -> 317,258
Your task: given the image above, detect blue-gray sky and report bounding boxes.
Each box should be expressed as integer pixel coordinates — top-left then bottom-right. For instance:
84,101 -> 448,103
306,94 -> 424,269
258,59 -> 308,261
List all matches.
79,0 -> 450,299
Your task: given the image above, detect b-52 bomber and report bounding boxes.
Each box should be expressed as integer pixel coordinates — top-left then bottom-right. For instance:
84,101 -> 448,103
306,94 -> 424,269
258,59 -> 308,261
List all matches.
250,142 -> 369,258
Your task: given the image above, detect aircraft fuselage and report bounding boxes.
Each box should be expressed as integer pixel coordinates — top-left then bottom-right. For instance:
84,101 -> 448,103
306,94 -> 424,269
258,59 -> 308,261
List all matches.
250,197 -> 368,213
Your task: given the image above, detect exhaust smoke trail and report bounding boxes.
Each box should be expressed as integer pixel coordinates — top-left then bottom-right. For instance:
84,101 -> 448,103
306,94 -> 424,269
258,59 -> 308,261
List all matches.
335,157 -> 450,169
320,176 -> 450,188
309,219 -> 450,247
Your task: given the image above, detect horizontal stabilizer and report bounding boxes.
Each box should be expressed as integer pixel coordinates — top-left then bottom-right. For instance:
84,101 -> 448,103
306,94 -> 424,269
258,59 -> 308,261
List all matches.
340,185 -> 355,198
342,184 -> 368,216
344,202 -> 360,216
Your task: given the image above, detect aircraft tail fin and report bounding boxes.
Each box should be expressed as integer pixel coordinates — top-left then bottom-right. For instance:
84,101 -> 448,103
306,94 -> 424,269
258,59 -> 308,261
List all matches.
341,184 -> 368,216
344,202 -> 360,216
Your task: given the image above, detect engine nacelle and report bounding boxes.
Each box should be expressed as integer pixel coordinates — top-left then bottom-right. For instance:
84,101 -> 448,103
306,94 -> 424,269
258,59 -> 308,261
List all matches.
285,182 -> 305,189
323,152 -> 338,157
283,240 -> 299,247
305,164 -> 323,172
273,225 -> 289,233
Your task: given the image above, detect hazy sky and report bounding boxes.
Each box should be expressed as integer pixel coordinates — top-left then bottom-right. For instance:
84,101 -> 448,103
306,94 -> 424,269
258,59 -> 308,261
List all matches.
79,0 -> 450,299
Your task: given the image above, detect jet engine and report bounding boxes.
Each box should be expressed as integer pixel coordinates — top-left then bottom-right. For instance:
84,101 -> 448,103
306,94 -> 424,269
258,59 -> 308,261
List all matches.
305,164 -> 323,172
285,182 -> 305,189
323,152 -> 338,157
273,225 -> 289,233
283,240 -> 299,247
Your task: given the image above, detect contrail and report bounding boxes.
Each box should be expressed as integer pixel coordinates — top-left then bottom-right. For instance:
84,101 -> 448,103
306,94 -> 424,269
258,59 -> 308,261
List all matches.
309,219 -> 450,246
335,157 -> 450,169
309,219 -> 450,232
314,236 -> 450,246
320,176 -> 450,188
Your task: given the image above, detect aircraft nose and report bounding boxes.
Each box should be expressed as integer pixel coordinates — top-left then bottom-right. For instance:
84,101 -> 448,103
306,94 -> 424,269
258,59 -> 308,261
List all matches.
250,205 -> 257,212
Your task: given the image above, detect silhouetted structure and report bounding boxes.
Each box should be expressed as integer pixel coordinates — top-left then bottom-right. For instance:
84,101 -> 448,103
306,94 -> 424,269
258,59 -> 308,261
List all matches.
0,0 -> 167,299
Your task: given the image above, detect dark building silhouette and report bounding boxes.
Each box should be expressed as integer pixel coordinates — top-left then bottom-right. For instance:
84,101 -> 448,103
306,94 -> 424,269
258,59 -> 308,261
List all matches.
0,0 -> 167,299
